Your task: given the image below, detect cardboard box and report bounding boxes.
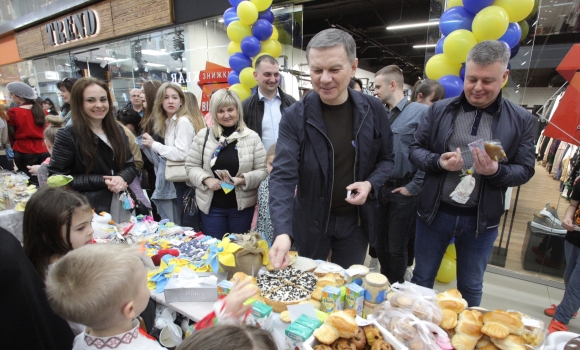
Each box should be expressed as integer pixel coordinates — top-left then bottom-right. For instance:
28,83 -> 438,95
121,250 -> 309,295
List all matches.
217,280 -> 233,297
246,302 -> 273,332
295,315 -> 322,330
285,322 -> 314,350
164,272 -> 226,303
321,286 -> 342,313
345,283 -> 365,316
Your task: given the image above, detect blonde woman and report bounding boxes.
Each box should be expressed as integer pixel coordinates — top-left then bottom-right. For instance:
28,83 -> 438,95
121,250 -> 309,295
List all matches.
141,82 -> 204,228
186,89 -> 267,238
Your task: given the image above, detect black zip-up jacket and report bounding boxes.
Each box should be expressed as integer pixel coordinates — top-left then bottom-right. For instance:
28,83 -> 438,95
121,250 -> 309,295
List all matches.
48,125 -> 136,213
269,88 -> 395,257
409,92 -> 535,234
242,87 -> 296,138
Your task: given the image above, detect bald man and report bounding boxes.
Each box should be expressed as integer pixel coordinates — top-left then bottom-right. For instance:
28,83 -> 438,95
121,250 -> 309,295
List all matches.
129,88 -> 143,116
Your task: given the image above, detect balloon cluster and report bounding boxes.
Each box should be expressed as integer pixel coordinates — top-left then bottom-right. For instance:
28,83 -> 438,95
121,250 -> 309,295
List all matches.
224,0 -> 282,101
426,0 -> 539,98
436,243 -> 457,283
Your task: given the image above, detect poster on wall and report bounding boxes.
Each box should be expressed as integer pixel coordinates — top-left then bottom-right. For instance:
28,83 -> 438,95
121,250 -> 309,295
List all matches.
197,62 -> 233,114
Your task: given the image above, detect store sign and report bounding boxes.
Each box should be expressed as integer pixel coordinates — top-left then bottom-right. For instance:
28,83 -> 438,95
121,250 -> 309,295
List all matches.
45,9 -> 99,46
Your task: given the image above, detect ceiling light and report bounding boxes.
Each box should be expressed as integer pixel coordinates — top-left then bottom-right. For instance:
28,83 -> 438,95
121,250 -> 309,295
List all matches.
413,44 -> 436,48
142,49 -> 169,56
387,21 -> 439,30
146,63 -> 165,67
102,57 -> 116,61
218,18 -> 224,23
554,2 -> 573,6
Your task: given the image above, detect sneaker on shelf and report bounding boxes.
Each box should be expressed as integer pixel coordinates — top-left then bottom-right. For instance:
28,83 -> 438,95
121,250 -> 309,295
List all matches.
540,203 -> 562,225
531,246 -> 546,257
544,304 -> 578,318
404,267 -> 413,282
535,256 -> 562,269
368,258 -> 379,272
531,214 -> 567,234
548,319 -> 569,334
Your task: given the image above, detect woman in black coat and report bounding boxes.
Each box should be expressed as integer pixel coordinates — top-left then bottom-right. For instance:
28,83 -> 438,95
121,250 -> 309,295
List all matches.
48,77 -> 136,222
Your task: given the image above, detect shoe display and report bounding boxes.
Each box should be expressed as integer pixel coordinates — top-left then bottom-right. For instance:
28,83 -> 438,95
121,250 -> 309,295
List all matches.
531,246 -> 546,257
540,203 -> 562,225
535,256 -> 562,269
404,267 -> 413,282
548,319 -> 569,334
544,304 -> 578,318
531,214 -> 567,234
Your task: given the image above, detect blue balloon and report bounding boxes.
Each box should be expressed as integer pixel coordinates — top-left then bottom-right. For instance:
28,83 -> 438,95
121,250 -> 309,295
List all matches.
435,36 -> 445,55
228,71 -> 240,86
240,36 -> 262,57
223,7 -> 239,26
459,63 -> 466,81
229,0 -> 243,7
507,62 -> 511,70
462,0 -> 494,14
439,75 -> 464,98
229,53 -> 252,73
510,43 -> 520,59
439,7 -> 475,36
499,23 -> 522,49
258,9 -> 274,24
252,19 -> 274,41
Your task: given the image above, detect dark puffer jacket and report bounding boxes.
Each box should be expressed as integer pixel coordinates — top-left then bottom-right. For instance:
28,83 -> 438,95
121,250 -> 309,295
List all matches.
242,87 -> 296,138
48,125 -> 136,213
269,88 -> 395,257
409,93 -> 536,234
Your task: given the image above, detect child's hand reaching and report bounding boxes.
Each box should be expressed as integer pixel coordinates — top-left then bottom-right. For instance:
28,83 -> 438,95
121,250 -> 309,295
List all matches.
224,277 -> 260,318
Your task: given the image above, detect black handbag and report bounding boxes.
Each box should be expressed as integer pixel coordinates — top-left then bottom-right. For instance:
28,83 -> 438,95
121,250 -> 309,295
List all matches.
183,130 -> 210,217
126,186 -> 151,216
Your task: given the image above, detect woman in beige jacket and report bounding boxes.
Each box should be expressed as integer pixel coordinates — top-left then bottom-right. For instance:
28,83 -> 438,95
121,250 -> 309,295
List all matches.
186,89 -> 267,238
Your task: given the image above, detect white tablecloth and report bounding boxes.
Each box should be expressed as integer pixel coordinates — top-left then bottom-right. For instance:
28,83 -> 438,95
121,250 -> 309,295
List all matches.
150,291 -> 287,349
0,209 -> 23,242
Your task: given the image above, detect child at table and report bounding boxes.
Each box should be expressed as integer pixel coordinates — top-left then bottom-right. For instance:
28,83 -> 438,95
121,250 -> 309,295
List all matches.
27,115 -> 64,186
252,143 -> 276,245
23,185 -> 94,280
45,243 -> 264,350
177,324 -> 276,350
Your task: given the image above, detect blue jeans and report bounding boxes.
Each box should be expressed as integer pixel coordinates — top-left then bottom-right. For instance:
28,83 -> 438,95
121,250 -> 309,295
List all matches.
200,206 -> 254,239
411,210 -> 498,306
554,241 -> 580,324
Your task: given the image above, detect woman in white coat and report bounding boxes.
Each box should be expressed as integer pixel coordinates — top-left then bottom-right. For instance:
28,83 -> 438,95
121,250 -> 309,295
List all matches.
186,89 -> 267,238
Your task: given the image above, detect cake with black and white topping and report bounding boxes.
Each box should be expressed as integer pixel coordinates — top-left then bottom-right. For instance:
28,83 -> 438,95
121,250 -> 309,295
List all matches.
259,266 -> 318,312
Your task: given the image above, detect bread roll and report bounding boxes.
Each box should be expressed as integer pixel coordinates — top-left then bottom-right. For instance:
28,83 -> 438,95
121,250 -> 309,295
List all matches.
452,310 -> 483,350
363,325 -> 383,346
484,142 -> 506,162
280,310 -> 291,323
490,334 -> 526,350
481,310 -> 524,339
389,293 -> 415,308
330,339 -> 356,350
436,289 -> 468,314
349,327 -> 367,350
231,271 -> 248,282
314,325 -> 340,345
440,309 -> 458,330
326,311 -> 359,338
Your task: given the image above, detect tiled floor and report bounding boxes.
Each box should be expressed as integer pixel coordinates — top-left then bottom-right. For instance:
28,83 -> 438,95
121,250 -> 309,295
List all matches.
364,257 -> 580,333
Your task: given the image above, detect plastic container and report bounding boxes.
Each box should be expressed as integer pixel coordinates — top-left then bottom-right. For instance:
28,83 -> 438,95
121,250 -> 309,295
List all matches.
363,300 -> 379,319
346,264 -> 370,286
363,273 -> 389,303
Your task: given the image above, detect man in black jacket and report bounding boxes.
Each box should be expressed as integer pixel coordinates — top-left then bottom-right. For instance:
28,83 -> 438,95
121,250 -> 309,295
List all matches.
242,55 -> 296,151
409,41 -> 535,306
268,29 -> 395,269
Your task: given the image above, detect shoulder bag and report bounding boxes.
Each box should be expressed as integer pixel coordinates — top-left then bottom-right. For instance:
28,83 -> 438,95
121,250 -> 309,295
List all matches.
182,130 -> 210,217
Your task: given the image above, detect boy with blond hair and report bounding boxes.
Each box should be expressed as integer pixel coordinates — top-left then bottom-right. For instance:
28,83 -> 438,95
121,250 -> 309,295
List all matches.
46,244 -> 162,349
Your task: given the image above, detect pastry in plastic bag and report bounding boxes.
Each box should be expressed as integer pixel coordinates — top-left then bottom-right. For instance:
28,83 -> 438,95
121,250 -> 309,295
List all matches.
484,140 -> 507,162
481,310 -> 524,339
436,289 -> 468,314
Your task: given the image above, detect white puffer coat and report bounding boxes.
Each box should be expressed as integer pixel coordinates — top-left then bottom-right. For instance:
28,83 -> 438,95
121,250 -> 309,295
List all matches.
185,127 -> 267,215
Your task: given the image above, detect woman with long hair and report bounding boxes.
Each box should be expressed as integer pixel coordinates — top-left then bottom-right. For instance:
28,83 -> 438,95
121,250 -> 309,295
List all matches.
6,82 -> 48,184
410,79 -> 445,106
186,89 -> 267,238
139,80 -> 163,136
183,92 -> 206,131
142,83 -> 205,229
56,77 -> 78,125
48,77 -> 136,222
42,98 -> 59,115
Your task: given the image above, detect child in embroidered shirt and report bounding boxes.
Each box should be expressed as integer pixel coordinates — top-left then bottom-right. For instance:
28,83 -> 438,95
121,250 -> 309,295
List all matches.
253,144 -> 276,245
27,115 -> 64,186
46,244 -> 162,350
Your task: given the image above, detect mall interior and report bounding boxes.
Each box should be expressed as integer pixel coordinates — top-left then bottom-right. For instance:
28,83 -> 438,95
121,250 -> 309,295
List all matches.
1,0 -> 580,335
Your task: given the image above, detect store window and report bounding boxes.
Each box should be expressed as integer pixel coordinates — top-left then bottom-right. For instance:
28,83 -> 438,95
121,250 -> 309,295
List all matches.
425,0 -> 580,285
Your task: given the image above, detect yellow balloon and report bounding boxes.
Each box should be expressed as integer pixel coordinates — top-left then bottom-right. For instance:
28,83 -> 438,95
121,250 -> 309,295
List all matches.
229,84 -> 252,101
436,256 -> 456,283
270,26 -> 279,41
237,1 -> 259,26
502,76 -> 508,88
227,21 -> 252,43
252,52 -> 270,67
472,6 -> 509,41
447,0 -> 463,9
261,39 -> 282,58
250,0 -> 273,12
425,54 -> 461,80
446,244 -> 457,260
227,41 -> 242,55
239,67 -> 257,89
443,29 -> 478,64
494,0 -> 535,22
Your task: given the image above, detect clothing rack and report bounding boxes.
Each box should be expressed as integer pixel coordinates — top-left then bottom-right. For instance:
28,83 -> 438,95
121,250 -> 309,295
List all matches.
536,81 -> 568,120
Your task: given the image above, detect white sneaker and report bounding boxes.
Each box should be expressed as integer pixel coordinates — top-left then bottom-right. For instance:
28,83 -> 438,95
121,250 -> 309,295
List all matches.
368,258 -> 379,271
540,203 -> 562,225
404,267 -> 413,282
